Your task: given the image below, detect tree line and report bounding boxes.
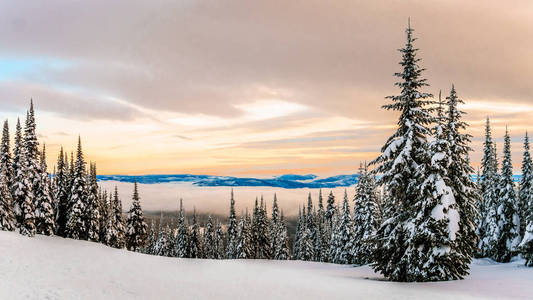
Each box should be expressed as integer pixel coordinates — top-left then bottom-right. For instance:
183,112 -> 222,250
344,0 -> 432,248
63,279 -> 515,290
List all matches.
0,101 -> 148,251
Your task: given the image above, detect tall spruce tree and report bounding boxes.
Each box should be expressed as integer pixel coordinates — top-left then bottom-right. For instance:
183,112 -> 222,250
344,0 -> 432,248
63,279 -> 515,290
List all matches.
0,120 -> 13,189
332,190 -> 353,264
86,163 -> 100,241
105,186 -> 126,248
65,137 -> 88,240
125,179 -> 148,251
519,132 -> 532,237
255,196 -> 272,259
370,21 -> 434,281
203,215 -> 216,259
490,128 -> 521,262
0,162 -> 15,231
54,147 -> 70,236
520,199 -> 533,266
352,162 -> 380,265
35,144 -> 55,235
214,220 -> 225,259
226,189 -> 238,259
299,206 -> 314,261
175,198 -> 189,258
188,208 -> 202,258
12,117 -> 36,236
0,120 -> 15,231
407,93 -> 463,281
445,85 -> 478,275
477,118 -> 499,257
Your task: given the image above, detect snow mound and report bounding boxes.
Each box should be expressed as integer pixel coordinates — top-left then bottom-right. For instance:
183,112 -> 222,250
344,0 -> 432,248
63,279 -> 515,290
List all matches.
0,231 -> 532,300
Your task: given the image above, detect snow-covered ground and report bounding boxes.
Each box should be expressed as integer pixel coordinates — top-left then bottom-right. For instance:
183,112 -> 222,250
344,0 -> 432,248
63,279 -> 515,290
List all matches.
0,231 -> 531,300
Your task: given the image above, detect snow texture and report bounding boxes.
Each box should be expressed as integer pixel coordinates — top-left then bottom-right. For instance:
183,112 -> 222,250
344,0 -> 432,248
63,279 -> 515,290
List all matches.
1,231 -> 532,300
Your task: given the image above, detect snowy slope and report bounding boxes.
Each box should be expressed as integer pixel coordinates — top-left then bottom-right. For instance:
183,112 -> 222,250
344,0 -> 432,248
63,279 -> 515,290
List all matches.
0,231 -> 531,300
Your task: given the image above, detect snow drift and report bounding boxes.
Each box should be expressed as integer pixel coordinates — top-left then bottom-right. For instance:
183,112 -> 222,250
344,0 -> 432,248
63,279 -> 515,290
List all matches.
0,231 -> 531,300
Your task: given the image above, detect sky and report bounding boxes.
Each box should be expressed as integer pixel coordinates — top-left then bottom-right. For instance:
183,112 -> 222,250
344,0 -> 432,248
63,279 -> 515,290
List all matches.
0,0 -> 532,176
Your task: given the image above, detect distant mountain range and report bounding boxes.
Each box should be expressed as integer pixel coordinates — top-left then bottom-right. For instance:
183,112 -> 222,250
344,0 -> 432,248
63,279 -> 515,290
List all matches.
96,174 -> 360,189
97,174 -> 523,189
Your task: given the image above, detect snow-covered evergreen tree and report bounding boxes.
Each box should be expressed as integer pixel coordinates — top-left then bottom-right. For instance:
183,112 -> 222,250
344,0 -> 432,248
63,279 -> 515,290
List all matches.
86,163 -> 100,241
407,93 -> 463,281
477,118 -> 499,257
34,144 -> 55,235
98,189 -> 109,243
203,215 -> 216,259
175,199 -> 189,258
352,162 -> 380,265
0,163 -> 15,231
65,137 -> 88,240
105,186 -> 126,248
274,210 -> 290,260
188,208 -> 202,258
125,179 -> 148,251
54,147 -> 70,236
293,206 -> 302,259
154,219 -> 174,257
444,86 -> 478,275
519,132 -> 532,237
235,214 -> 248,259
370,21 -> 434,281
331,190 -> 353,264
299,207 -> 314,261
255,196 -> 272,259
12,117 -> 36,236
490,128 -> 521,262
214,220 -> 225,259
520,207 -> 533,266
0,120 -> 13,190
226,189 -> 238,259
325,191 -> 336,227
144,220 -> 157,255
270,194 -> 289,260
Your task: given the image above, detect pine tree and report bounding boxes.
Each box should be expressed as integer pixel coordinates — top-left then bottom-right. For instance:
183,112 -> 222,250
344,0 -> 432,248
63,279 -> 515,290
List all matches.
520,198 -> 533,266
255,196 -> 272,259
86,163 -> 100,241
125,179 -> 148,251
275,210 -> 290,260
98,189 -> 109,243
490,128 -> 521,262
0,120 -> 13,190
175,198 -> 189,258
293,206 -> 302,259
35,144 -> 55,235
145,220 -> 157,255
226,189 -> 238,259
477,118 -> 499,257
407,93 -> 463,281
370,21 -> 434,281
188,208 -> 202,258
65,137 -> 88,240
214,220 -> 225,259
325,191 -> 336,227
235,214 -> 248,259
352,162 -> 380,265
0,164 -> 15,231
12,117 -> 36,236
203,215 -> 216,259
519,132 -> 532,237
154,216 -> 173,257
299,206 -> 314,261
316,189 -> 328,262
105,186 -> 126,248
444,86 -> 478,275
332,190 -> 353,264
54,147 -> 70,236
